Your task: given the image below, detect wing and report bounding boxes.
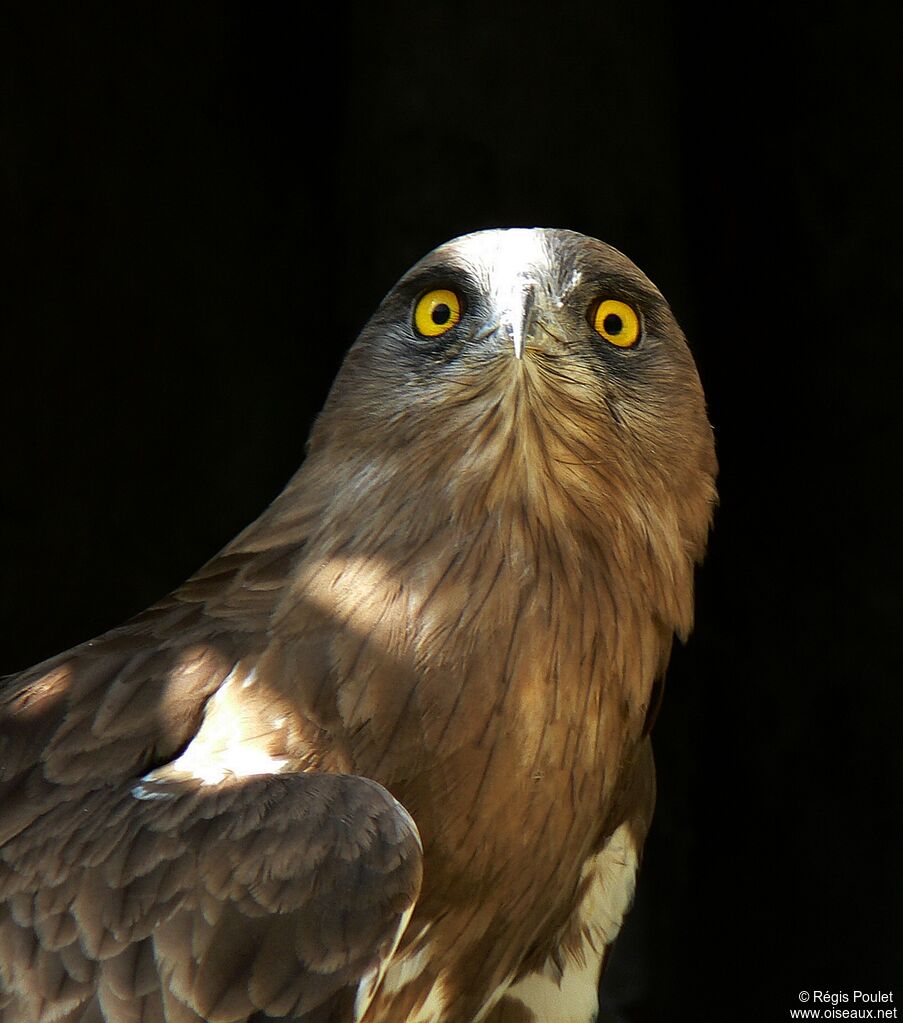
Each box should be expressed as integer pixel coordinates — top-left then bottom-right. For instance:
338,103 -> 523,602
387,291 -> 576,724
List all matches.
1,534 -> 423,1022
0,542 -> 301,846
0,771 -> 422,1023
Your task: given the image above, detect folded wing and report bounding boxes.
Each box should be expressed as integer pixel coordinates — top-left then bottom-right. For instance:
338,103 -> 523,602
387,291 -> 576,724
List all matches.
0,771 -> 422,1023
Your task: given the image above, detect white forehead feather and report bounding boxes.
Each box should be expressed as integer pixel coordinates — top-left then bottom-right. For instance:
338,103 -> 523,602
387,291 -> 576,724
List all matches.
452,228 -> 583,297
445,229 -> 582,355
450,228 -> 550,290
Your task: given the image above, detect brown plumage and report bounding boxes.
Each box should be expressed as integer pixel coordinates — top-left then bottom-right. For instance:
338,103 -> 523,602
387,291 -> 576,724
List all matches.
0,228 -> 717,1023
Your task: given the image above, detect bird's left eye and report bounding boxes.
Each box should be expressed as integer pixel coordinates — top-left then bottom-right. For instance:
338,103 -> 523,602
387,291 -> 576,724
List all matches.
591,299 -> 640,348
414,289 -> 462,338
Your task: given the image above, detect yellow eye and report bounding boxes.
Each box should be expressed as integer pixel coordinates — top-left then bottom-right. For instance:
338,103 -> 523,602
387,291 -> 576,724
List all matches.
414,289 -> 462,337
592,299 -> 640,348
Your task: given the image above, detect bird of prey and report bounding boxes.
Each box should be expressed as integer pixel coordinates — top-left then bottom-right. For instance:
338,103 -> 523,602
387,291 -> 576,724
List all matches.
0,228 -> 717,1023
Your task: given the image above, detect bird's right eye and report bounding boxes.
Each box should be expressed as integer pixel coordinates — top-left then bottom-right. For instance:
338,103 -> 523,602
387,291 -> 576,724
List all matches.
413,289 -> 462,338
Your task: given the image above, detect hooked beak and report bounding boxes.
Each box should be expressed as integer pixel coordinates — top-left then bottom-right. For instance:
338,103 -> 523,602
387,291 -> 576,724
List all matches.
510,284 -> 538,361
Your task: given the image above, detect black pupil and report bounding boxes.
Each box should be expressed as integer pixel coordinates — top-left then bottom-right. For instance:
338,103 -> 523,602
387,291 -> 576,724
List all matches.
603,313 -> 623,335
432,303 -> 451,325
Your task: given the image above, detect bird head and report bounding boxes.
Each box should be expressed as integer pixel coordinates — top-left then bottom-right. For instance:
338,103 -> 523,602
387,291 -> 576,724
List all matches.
308,231 -> 714,548
263,229 -> 717,642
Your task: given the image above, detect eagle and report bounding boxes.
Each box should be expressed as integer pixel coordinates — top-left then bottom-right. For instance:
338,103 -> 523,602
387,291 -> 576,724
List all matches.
0,228 -> 717,1023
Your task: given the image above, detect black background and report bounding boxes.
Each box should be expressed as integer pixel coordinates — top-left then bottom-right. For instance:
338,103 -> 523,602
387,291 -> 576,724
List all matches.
2,4 -> 901,1021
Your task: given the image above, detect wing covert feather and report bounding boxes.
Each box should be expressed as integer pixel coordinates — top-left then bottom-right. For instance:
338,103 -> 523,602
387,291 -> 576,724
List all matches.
0,541 -> 306,847
0,773 -> 422,1023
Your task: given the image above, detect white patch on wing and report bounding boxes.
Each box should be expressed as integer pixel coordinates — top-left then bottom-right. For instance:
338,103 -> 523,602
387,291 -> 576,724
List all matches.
137,661 -> 290,788
503,823 -> 639,1023
160,745 -> 289,786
